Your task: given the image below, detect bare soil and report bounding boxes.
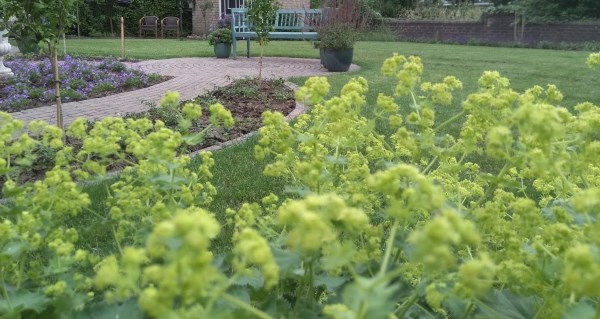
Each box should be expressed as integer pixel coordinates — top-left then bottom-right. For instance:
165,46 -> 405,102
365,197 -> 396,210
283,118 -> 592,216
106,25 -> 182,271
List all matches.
126,78 -> 295,152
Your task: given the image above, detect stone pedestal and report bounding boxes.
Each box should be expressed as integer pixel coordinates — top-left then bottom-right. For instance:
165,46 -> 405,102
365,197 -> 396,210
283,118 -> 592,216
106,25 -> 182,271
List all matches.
0,29 -> 14,79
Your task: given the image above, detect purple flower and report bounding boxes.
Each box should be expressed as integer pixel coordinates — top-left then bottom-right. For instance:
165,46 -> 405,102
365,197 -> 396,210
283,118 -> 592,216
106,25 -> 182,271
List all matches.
1,56 -> 157,111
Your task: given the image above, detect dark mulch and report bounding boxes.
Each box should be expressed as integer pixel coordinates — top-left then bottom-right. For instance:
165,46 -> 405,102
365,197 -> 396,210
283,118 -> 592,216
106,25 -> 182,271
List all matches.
126,77 -> 296,152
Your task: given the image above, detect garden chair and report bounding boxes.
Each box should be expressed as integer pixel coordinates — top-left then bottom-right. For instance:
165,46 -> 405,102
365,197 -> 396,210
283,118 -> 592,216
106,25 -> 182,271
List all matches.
161,17 -> 180,39
139,16 -> 158,38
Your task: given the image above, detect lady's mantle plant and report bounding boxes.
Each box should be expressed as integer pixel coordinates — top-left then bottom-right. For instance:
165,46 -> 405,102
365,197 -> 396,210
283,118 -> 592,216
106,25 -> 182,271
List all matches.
1,52 -> 600,318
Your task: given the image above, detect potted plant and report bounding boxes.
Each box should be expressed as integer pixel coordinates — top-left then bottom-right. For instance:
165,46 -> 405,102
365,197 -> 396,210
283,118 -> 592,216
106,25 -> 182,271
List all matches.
320,23 -> 357,71
317,0 -> 368,72
208,27 -> 233,58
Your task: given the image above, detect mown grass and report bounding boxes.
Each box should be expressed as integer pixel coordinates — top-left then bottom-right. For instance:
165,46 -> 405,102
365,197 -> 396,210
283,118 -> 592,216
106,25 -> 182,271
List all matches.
62,38 -> 598,215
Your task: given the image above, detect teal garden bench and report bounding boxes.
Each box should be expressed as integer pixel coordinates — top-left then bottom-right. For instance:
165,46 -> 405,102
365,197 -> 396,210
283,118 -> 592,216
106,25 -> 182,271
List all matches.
231,8 -> 322,59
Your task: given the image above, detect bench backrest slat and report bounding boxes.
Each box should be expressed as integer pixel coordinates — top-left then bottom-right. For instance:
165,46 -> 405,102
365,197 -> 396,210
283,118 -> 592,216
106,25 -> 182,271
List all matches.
231,8 -> 321,33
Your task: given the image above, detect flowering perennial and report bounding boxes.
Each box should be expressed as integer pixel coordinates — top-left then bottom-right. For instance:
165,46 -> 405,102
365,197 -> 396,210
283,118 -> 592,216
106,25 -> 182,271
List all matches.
1,56 -> 157,111
0,52 -> 600,318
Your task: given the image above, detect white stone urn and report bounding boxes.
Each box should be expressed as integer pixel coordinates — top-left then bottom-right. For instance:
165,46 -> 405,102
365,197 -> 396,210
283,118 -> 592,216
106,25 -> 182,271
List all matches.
0,19 -> 15,79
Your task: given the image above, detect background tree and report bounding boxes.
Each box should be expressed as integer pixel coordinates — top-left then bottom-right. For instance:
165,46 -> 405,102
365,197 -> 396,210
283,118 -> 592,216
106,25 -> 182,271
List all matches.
75,0 -> 193,37
2,0 -> 80,132
248,0 -> 280,86
494,0 -> 600,20
197,0 -> 213,35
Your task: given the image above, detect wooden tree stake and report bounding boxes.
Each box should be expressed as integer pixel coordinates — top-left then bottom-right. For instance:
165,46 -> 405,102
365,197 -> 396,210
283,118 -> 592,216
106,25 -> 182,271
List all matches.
53,47 -> 64,136
121,17 -> 125,58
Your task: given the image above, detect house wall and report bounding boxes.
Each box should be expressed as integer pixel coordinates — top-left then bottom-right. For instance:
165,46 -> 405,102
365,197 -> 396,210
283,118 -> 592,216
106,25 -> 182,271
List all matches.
192,0 -> 311,35
384,14 -> 600,45
192,3 -> 221,35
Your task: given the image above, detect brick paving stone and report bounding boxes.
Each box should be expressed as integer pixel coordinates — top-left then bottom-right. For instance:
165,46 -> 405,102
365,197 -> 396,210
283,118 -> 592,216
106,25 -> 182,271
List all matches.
8,57 -> 359,126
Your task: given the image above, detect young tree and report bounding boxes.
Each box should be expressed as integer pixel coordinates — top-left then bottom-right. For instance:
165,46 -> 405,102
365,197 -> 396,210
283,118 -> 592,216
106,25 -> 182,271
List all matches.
196,0 -> 214,35
248,0 -> 280,86
2,0 -> 80,133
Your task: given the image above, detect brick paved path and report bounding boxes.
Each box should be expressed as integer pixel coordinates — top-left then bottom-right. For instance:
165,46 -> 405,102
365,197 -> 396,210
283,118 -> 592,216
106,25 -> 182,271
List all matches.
8,57 -> 359,126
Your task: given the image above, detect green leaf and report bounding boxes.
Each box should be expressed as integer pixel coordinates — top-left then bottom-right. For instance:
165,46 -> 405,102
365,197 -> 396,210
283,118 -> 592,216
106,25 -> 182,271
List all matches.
542,199 -> 592,225
342,275 -> 398,319
564,300 -> 596,319
475,289 -> 538,319
0,291 -> 49,315
183,132 -> 205,146
178,118 -> 192,132
313,274 -> 348,291
325,155 -> 348,165
228,285 -> 251,304
294,299 -> 323,319
444,295 -> 469,319
321,242 -> 356,270
259,292 -> 293,318
234,268 -> 265,289
271,246 -> 303,277
74,298 -> 143,319
283,186 -> 312,197
14,156 -> 34,167
53,292 -> 88,319
3,241 -> 27,259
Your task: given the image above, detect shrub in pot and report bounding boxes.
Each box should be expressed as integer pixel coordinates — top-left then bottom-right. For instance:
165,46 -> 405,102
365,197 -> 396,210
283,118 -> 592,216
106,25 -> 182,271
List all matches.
316,0 -> 368,72
208,27 -> 233,58
320,23 -> 357,71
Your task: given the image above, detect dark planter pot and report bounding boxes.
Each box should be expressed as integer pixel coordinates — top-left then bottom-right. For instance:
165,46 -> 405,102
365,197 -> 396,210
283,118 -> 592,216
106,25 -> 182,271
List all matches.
319,48 -> 325,67
214,43 -> 231,58
117,0 -> 131,6
322,48 -> 353,72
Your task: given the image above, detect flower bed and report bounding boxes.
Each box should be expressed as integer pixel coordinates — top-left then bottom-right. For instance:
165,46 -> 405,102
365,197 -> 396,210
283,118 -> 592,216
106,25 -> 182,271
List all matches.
0,77 -> 294,188
0,56 -> 168,112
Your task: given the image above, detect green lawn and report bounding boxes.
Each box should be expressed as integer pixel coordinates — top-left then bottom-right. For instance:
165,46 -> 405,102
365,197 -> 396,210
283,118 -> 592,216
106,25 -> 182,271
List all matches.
64,38 -> 598,107
61,39 -> 599,213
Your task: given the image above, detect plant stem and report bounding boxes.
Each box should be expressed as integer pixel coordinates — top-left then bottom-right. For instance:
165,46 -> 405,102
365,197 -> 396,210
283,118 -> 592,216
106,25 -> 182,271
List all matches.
422,156 -> 438,175
222,293 -> 274,319
379,220 -> 399,276
308,260 -> 315,304
356,301 -> 367,319
410,92 -> 420,116
461,300 -> 474,319
435,110 -> 466,133
112,226 -> 123,256
475,162 -> 510,206
395,293 -> 418,317
0,270 -> 12,310
531,300 -> 546,319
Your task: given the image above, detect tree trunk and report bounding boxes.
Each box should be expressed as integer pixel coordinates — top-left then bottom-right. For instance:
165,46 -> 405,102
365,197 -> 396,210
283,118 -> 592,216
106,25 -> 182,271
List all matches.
258,39 -> 264,87
52,47 -> 65,139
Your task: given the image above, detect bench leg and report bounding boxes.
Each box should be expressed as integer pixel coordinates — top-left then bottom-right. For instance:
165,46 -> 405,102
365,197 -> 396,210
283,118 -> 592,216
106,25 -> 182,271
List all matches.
233,37 -> 237,59
246,38 -> 250,58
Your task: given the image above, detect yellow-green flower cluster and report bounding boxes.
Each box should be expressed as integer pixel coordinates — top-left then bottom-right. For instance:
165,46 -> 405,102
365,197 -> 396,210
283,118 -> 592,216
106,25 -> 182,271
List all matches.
420,76 -> 463,106
209,103 -> 235,128
587,52 -> 600,69
381,54 -> 424,97
278,194 -> 369,256
233,228 -> 279,288
408,209 -> 480,272
368,164 -> 445,221
295,76 -> 330,105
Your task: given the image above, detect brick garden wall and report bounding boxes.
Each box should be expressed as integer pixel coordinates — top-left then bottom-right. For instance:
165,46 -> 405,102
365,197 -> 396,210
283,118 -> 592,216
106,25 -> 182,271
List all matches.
384,14 -> 600,45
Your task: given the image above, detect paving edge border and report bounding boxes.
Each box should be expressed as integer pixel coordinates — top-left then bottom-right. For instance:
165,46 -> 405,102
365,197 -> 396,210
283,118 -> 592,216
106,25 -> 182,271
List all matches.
190,81 -> 304,155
